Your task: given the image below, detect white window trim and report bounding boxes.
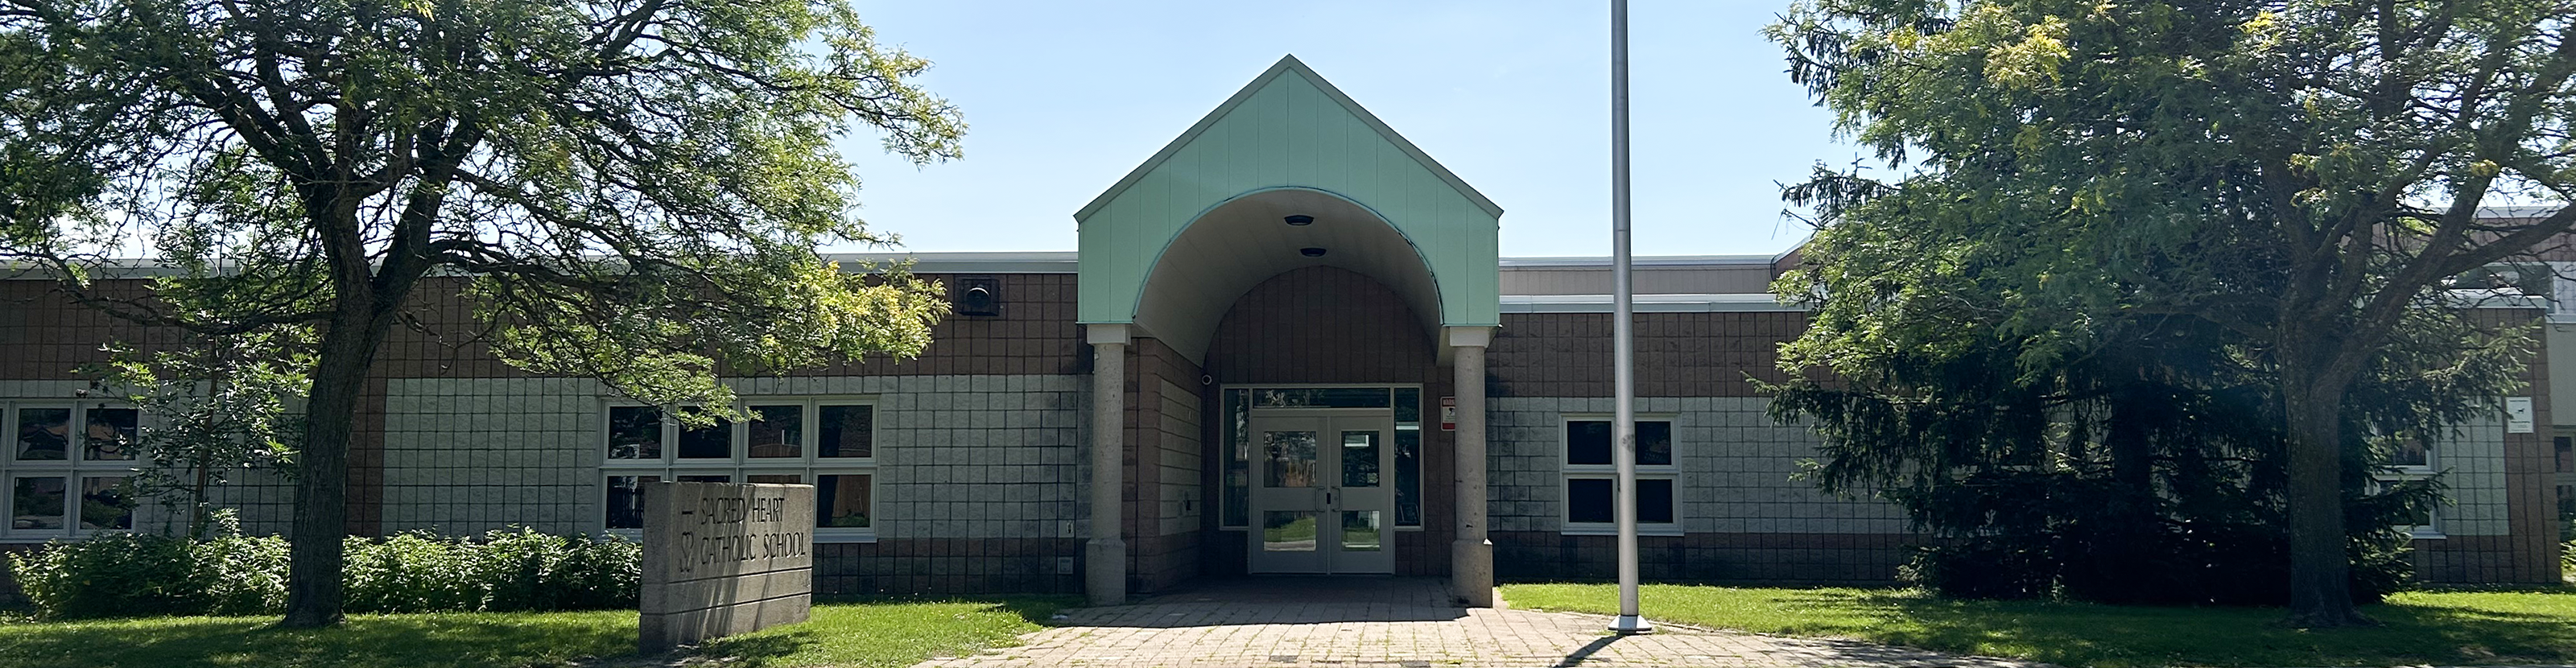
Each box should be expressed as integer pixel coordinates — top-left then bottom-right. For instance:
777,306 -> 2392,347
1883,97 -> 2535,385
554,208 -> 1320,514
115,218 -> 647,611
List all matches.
4,401 -> 147,541
1560,414 -> 1682,536
598,397 -> 878,542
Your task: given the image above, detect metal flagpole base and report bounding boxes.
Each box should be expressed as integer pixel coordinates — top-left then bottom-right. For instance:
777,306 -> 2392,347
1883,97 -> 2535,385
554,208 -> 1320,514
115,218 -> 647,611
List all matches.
1608,615 -> 1655,634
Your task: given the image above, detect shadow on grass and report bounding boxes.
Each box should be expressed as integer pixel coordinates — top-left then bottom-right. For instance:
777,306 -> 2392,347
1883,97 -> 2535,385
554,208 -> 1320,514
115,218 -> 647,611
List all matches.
1763,588 -> 2576,668
0,595 -> 1084,668
0,610 -> 635,668
675,595 -> 1083,668
809,593 -> 1081,625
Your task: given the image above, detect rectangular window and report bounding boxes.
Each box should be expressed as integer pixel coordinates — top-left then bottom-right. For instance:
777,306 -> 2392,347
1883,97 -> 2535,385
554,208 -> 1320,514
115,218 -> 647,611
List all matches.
1563,416 -> 1680,534
1393,388 -> 1422,527
2368,477 -> 2443,539
6,402 -> 145,538
599,398 -> 876,540
817,405 -> 872,458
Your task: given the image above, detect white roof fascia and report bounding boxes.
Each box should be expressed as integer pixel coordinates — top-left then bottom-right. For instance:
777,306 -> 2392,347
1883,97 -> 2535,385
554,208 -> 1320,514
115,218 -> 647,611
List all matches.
1501,293 -> 1803,313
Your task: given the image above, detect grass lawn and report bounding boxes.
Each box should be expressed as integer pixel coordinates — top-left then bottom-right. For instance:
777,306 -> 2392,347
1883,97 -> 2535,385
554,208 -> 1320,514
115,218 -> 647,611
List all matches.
0,596 -> 1075,668
1503,583 -> 2576,668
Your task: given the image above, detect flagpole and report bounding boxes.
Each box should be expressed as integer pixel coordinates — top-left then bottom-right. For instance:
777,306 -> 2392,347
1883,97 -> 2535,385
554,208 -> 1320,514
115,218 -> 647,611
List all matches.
1608,0 -> 1652,636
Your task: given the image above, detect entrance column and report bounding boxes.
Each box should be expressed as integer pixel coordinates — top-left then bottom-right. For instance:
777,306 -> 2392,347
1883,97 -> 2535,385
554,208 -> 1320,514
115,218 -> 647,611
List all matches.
1448,326 -> 1496,607
1085,324 -> 1129,606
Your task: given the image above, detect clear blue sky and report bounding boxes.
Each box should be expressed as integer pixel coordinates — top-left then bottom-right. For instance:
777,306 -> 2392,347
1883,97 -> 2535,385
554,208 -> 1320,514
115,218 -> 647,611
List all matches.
835,1 -> 1862,258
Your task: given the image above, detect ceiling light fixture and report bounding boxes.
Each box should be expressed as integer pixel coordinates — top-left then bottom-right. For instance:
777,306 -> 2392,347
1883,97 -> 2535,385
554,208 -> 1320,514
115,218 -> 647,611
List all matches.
1300,247 -> 1327,258
1284,215 -> 1315,226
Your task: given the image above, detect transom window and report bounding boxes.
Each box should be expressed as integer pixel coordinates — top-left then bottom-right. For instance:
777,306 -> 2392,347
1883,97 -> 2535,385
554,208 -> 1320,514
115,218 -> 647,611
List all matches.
6,402 -> 142,538
1562,416 -> 1678,535
598,398 -> 875,541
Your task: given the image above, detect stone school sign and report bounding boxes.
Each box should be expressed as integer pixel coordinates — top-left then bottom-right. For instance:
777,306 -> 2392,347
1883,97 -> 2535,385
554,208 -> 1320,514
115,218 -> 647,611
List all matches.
640,481 -> 815,652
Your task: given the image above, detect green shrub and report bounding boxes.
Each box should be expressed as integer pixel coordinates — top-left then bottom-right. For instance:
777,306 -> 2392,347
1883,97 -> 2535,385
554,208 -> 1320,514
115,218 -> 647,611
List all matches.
196,532 -> 289,615
8,533 -> 205,619
343,533 -> 480,613
7,526 -> 635,619
471,528 -> 640,612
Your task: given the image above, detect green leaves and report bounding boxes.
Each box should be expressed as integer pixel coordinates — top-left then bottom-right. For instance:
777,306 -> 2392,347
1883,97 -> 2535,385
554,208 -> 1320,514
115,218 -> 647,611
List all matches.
1764,0 -> 2564,604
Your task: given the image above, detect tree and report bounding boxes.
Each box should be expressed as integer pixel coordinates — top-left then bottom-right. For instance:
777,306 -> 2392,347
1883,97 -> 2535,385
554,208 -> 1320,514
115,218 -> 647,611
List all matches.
0,0 -> 961,627
1769,0 -> 2575,625
93,324 -> 313,539
1765,166 -> 2512,604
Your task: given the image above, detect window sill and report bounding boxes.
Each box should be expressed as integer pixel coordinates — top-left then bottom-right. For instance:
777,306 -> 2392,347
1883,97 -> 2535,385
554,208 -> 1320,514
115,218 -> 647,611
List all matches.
1560,525 -> 1682,537
2407,529 -> 2446,540
815,533 -> 878,544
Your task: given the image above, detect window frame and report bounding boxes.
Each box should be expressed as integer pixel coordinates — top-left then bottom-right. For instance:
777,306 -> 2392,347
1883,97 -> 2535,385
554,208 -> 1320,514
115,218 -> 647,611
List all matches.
2366,474 -> 2445,539
4,401 -> 145,540
2371,429 -> 2442,540
598,396 -> 877,542
1559,414 -> 1681,536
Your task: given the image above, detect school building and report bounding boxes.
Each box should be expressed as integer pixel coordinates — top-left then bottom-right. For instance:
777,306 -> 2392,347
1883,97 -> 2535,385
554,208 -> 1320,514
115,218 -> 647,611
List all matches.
3,57 -> 2567,604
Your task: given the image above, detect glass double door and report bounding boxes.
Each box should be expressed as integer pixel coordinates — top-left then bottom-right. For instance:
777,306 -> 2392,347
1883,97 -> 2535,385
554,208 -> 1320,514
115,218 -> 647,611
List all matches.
1246,410 -> 1395,574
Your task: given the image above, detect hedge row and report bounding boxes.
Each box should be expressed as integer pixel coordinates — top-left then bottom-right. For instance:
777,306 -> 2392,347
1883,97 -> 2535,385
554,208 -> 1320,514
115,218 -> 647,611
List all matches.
5,527 -> 638,619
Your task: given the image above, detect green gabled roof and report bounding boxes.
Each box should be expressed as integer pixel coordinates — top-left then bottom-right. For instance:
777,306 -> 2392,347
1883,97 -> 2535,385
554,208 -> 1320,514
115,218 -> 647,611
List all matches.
1074,55 -> 1503,221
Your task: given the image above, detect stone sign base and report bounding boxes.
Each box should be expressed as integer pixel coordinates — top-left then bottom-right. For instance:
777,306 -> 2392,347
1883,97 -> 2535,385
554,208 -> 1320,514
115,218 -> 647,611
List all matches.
640,481 -> 815,653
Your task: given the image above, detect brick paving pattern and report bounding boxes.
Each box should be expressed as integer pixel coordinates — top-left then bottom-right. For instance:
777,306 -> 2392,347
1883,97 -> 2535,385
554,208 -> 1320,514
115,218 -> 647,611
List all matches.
915,578 -> 2049,668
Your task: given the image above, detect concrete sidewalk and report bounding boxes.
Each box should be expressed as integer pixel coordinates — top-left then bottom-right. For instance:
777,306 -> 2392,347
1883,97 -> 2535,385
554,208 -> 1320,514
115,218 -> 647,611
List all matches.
914,578 -> 2050,668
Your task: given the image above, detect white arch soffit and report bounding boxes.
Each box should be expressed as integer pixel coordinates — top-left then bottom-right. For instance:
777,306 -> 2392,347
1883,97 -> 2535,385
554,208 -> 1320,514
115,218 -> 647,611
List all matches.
1133,188 -> 1444,363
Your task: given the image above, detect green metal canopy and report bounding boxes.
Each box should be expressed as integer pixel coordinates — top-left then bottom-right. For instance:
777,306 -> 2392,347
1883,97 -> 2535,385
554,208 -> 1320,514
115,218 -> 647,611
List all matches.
1075,55 -> 1502,360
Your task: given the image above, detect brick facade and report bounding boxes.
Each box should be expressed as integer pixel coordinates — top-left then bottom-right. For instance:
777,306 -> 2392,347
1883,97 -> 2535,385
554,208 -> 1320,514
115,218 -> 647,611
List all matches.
0,264 -> 2564,598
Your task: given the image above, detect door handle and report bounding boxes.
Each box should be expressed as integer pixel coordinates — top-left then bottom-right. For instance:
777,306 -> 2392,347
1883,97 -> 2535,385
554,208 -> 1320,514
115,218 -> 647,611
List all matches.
1325,488 -> 1337,508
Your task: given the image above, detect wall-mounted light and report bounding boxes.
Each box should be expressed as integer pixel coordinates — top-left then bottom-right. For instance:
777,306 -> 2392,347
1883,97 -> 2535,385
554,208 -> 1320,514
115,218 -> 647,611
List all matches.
1284,215 -> 1315,226
1300,247 -> 1327,258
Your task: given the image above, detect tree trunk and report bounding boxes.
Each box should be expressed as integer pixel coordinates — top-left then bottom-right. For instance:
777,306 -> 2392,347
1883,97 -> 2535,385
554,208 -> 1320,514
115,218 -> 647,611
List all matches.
278,289 -> 401,628
2280,336 -> 2369,627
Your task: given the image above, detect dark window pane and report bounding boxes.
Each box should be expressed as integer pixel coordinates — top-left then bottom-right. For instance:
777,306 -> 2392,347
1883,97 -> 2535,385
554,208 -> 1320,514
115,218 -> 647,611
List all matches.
1265,431 -> 1318,488
1639,478 -> 1675,524
746,474 -> 800,485
1262,512 -> 1316,552
818,405 -> 872,458
1567,478 -> 1612,524
2391,432 -> 2432,468
83,408 -> 138,461
80,476 -> 135,530
14,407 -> 68,460
1639,421 -> 1673,467
1393,388 -> 1421,424
1395,428 -> 1422,526
1253,388 -> 1389,408
608,406 -> 663,460
677,474 -> 732,483
677,414 -> 731,459
1223,390 -> 1249,527
1342,510 -> 1381,551
819,474 -> 871,528
1341,431 -> 1381,488
746,405 -> 802,458
1567,421 -> 1612,465
11,476 -> 66,530
605,476 -> 659,529
2554,436 -> 2570,473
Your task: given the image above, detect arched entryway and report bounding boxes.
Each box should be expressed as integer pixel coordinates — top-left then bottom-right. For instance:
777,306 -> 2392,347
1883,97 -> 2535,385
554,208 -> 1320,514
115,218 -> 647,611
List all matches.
1072,56 -> 1501,606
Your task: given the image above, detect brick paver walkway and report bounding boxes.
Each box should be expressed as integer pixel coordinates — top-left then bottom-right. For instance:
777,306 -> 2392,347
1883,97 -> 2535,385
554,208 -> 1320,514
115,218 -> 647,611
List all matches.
914,578 -> 2049,668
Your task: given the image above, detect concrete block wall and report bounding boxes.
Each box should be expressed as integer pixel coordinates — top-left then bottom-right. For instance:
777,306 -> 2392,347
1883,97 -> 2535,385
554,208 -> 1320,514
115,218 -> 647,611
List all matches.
380,377 -> 596,534
1485,395 -> 1915,584
2429,415 -> 2511,538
